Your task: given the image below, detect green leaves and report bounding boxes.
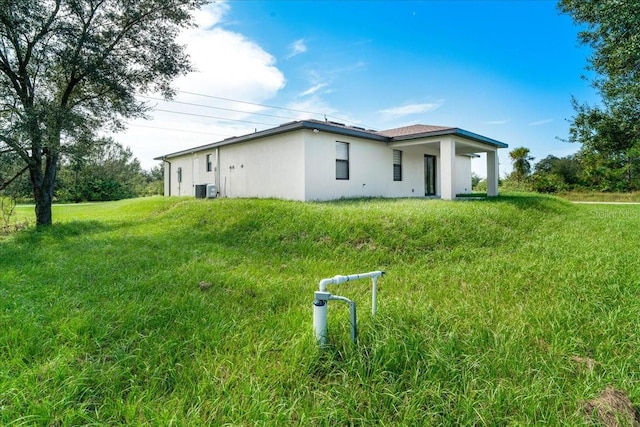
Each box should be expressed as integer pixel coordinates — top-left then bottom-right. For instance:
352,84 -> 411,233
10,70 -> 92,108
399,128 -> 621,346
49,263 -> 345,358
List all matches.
560,0 -> 640,191
0,0 -> 206,225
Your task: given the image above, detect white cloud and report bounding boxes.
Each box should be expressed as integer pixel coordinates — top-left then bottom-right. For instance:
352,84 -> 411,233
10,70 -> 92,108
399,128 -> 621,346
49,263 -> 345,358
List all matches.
287,38 -> 308,59
529,118 -> 553,126
113,3 -> 287,169
378,100 -> 444,118
300,83 -> 329,97
176,21 -> 285,101
285,95 -> 338,121
190,2 -> 229,29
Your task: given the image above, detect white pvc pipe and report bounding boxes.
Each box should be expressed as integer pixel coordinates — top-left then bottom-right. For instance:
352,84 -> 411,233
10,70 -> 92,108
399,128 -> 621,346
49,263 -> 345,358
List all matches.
319,271 -> 384,291
313,300 -> 328,345
314,271 -> 384,345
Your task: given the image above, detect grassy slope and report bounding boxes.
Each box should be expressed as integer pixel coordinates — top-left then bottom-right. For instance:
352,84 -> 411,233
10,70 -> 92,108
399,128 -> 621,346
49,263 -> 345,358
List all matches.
557,190 -> 640,202
2,195 -> 640,425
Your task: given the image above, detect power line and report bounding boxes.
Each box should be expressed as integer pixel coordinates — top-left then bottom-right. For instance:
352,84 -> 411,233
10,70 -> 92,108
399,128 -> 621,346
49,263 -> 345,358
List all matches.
178,90 -> 323,117
140,95 -> 299,121
152,109 -> 277,126
176,90 -> 373,129
127,123 -> 233,137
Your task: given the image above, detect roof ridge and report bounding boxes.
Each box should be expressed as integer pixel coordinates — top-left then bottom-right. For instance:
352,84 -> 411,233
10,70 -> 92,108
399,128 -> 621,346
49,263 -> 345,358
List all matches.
377,124 -> 455,138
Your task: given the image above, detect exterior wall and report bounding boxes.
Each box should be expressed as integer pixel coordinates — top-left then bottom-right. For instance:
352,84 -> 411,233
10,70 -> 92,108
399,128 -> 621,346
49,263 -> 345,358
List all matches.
163,150 -> 217,197
218,132 -> 305,200
454,156 -> 473,194
303,131 -> 444,201
162,129 -> 479,200
304,131 -> 393,200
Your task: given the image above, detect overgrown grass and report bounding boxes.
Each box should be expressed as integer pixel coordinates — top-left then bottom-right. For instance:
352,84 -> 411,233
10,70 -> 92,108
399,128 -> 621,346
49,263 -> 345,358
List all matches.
2,194 -> 640,425
557,190 -> 640,202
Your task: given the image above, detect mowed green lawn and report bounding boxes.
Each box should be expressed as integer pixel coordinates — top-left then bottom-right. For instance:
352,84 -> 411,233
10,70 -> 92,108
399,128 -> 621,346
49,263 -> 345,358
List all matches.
2,195 -> 640,425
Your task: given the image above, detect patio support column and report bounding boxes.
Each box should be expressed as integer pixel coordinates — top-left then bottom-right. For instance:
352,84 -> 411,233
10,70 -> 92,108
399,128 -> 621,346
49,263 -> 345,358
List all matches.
487,150 -> 499,197
440,138 -> 456,200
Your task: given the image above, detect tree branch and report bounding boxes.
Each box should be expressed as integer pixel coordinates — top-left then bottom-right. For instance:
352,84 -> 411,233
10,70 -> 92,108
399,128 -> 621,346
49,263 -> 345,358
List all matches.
0,165 -> 29,191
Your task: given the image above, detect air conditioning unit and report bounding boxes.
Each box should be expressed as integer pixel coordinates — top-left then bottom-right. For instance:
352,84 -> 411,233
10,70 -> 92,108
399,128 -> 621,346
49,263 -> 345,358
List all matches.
206,184 -> 217,198
195,184 -> 207,199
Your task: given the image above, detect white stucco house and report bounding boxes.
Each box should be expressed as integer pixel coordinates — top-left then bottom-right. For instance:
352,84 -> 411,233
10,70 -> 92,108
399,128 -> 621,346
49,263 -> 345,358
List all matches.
154,119 -> 507,201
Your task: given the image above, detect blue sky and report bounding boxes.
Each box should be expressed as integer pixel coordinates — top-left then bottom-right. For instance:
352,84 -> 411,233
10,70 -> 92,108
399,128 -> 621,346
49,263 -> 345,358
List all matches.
117,0 -> 598,177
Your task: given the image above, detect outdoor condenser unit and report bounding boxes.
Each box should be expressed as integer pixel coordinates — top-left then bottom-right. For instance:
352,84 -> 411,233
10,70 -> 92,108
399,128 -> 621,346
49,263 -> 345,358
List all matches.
206,184 -> 217,198
195,184 -> 207,199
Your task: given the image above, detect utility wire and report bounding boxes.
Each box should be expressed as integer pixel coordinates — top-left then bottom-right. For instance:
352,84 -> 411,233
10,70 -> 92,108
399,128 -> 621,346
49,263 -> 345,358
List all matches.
152,109 -> 277,126
175,90 -> 374,129
140,95 -> 299,121
178,90 -> 322,116
128,123 -> 233,137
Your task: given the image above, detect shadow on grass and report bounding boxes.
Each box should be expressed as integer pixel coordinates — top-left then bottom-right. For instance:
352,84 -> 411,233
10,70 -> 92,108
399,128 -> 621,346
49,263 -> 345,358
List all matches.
313,193 -> 574,214
0,220 -> 136,273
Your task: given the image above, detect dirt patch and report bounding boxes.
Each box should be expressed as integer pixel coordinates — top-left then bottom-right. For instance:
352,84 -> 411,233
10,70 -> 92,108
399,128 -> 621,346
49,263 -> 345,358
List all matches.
583,387 -> 640,427
570,355 -> 598,374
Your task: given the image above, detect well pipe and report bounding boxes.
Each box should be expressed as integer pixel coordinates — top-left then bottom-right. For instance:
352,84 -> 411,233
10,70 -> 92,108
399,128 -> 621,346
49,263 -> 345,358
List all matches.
313,270 -> 384,345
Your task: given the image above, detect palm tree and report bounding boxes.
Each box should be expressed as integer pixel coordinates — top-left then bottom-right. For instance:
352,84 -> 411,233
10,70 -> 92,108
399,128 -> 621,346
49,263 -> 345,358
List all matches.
509,147 -> 534,181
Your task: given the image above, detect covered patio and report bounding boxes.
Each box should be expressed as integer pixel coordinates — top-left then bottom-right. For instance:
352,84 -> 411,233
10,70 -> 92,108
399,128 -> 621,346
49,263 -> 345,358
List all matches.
385,126 -> 507,200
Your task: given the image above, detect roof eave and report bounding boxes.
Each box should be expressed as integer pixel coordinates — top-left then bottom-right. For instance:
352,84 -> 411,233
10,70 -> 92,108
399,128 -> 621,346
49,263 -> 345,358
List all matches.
390,128 -> 508,148
155,120 -> 389,160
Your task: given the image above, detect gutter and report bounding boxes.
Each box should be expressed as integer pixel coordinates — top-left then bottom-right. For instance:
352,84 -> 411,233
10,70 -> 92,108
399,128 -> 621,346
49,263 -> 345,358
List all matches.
390,128 -> 508,148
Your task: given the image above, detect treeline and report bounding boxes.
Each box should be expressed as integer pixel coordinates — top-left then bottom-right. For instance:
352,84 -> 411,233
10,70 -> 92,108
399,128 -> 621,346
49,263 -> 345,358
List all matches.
0,139 -> 163,203
498,146 -> 640,194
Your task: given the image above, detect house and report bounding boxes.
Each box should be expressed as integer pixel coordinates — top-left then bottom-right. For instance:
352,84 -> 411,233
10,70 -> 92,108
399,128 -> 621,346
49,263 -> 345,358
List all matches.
154,119 -> 507,201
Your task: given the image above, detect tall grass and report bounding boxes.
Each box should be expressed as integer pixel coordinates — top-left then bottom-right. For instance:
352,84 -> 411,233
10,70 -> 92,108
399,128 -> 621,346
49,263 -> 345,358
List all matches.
2,195 -> 640,424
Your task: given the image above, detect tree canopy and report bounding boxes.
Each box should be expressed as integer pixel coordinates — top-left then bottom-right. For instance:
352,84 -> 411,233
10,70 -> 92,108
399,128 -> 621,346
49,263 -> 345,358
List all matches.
560,0 -> 640,191
0,0 -> 206,225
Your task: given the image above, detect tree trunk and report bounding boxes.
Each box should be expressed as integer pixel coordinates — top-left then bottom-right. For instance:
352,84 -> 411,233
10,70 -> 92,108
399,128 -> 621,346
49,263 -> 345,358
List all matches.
29,149 -> 58,227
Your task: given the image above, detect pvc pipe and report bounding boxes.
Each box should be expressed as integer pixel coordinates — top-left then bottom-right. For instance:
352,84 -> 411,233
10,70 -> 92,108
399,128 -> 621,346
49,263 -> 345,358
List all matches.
371,276 -> 378,317
314,271 -> 385,345
313,291 -> 331,345
313,299 -> 328,345
330,295 -> 357,343
319,271 -> 384,291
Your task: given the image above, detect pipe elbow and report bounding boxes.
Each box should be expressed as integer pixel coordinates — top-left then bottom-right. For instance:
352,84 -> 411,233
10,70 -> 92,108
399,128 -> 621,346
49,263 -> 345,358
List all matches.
319,278 -> 334,291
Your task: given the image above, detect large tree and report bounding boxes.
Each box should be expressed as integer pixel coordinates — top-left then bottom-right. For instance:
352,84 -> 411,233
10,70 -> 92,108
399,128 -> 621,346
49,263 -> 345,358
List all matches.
57,138 -> 145,202
560,0 -> 640,190
0,0 -> 205,226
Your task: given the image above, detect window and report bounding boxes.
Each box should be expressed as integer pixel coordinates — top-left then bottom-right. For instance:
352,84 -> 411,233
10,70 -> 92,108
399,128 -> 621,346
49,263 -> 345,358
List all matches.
336,142 -> 349,180
206,154 -> 212,172
177,167 -> 182,183
393,150 -> 402,181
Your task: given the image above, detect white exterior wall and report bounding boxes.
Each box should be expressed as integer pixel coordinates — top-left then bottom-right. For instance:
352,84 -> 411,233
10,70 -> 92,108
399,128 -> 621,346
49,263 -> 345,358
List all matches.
218,133 -> 305,200
304,131 -> 392,200
162,128 -> 481,200
303,130 -> 446,201
163,151 -> 217,197
455,156 -> 473,195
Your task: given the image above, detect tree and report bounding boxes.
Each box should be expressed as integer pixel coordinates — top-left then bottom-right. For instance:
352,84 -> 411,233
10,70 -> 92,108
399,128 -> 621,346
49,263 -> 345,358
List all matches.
508,147 -> 534,182
0,0 -> 205,226
57,138 -> 146,202
530,154 -> 582,193
560,0 -> 640,190
534,154 -> 581,185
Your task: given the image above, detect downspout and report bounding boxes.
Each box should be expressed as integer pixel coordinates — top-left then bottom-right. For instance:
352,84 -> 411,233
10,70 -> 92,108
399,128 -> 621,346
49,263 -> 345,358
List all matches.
215,148 -> 221,197
163,158 -> 172,197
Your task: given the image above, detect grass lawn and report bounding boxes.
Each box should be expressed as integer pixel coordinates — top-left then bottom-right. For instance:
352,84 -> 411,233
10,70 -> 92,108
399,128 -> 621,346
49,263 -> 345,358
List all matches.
557,190 -> 640,203
2,194 -> 640,425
